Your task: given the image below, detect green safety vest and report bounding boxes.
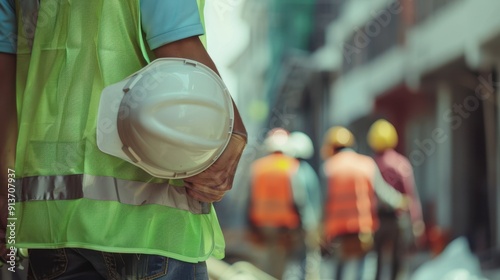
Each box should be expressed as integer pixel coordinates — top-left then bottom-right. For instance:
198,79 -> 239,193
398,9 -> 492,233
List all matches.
14,0 -> 225,262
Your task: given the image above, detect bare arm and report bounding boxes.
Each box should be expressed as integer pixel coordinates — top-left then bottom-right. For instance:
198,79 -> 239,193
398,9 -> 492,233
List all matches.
0,53 -> 17,262
153,36 -> 247,203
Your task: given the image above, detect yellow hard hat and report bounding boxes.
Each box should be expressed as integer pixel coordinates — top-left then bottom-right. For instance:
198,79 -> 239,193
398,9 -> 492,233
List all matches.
322,126 -> 355,158
367,119 -> 398,153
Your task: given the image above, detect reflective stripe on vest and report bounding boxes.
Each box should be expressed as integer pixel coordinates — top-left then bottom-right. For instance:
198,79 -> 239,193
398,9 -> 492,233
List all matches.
13,0 -> 224,262
323,151 -> 379,241
16,175 -> 204,214
249,153 -> 300,229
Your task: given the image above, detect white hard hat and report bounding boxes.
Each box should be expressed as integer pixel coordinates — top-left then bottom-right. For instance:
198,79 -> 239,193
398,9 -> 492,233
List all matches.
96,58 -> 234,179
263,128 -> 290,153
288,131 -> 314,159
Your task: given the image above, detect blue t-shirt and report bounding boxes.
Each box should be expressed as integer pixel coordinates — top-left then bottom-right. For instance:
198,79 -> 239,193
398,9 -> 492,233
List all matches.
0,0 -> 204,54
0,0 -> 15,53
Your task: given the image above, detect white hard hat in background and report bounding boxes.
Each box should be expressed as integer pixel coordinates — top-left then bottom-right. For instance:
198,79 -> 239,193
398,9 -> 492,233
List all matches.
288,131 -> 314,159
263,128 -> 290,154
96,58 -> 234,179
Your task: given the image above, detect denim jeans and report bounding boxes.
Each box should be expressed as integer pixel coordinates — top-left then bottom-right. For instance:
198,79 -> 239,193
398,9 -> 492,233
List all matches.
27,248 -> 208,280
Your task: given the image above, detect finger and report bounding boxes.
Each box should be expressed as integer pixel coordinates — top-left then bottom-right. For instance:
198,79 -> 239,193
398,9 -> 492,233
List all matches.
185,181 -> 221,196
189,159 -> 235,181
184,181 -> 227,198
184,169 -> 227,185
186,188 -> 224,203
185,177 -> 232,193
184,160 -> 237,188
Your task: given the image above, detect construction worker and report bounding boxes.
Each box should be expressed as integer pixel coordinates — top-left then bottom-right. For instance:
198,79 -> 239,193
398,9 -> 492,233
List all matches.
247,128 -> 305,279
367,119 -> 425,280
321,126 -> 407,280
286,131 -> 322,280
0,1 -> 247,279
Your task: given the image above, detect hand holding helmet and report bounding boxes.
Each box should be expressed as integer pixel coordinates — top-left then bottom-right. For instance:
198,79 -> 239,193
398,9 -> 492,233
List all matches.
97,58 -> 247,204
184,130 -> 247,202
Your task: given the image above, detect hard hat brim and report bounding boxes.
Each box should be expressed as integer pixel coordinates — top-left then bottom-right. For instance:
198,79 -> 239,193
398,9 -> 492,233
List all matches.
96,79 -> 131,164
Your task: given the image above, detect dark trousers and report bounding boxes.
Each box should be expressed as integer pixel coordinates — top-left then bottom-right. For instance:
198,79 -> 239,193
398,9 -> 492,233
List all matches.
250,227 -> 304,279
332,234 -> 372,280
374,213 -> 406,280
27,248 -> 208,280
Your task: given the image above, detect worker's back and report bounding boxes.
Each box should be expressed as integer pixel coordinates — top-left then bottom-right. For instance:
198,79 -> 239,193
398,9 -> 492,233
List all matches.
323,150 -> 379,242
249,153 -> 301,229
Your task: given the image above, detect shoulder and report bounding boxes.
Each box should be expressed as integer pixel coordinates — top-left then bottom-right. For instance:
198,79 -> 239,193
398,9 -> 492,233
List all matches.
356,152 -> 377,165
390,150 -> 412,167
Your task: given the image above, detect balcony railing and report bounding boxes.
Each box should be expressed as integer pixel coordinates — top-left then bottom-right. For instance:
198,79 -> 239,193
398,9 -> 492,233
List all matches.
342,0 -> 402,72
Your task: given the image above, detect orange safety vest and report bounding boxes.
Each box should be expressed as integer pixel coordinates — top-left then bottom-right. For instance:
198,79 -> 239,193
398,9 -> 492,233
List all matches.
323,150 -> 379,241
249,153 -> 301,229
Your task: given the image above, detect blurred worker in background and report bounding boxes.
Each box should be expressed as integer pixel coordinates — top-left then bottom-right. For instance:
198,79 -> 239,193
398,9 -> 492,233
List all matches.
247,128 -> 308,279
367,119 -> 425,280
321,126 -> 407,280
285,131 -> 322,280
